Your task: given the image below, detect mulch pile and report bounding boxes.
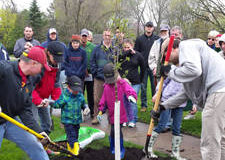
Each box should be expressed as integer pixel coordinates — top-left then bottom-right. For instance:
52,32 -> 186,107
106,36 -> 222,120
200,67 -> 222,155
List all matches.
50,147 -> 172,160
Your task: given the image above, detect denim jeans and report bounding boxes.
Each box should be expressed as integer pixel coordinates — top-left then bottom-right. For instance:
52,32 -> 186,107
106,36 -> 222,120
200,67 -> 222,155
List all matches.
141,67 -> 155,108
0,117 -> 49,160
64,124 -> 80,148
130,84 -> 141,123
32,105 -> 52,135
154,107 -> 183,136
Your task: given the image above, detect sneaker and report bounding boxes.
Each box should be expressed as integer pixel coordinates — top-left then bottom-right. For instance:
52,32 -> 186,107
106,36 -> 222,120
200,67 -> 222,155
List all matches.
91,117 -> 99,125
128,122 -> 136,128
184,113 -> 195,120
122,122 -> 127,127
140,107 -> 147,112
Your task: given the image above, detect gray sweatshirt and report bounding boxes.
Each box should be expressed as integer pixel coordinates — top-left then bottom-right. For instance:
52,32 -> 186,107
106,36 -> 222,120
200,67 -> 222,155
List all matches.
162,39 -> 225,109
13,38 -> 40,58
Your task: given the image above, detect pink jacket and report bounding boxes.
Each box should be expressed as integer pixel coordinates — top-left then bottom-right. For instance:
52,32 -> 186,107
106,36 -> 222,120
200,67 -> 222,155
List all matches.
98,79 -> 137,124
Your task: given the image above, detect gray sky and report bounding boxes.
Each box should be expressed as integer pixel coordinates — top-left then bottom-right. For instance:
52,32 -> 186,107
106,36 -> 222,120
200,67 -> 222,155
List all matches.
0,0 -> 53,12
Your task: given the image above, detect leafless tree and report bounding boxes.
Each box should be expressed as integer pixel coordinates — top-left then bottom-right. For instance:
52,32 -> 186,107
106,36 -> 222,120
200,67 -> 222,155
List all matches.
190,0 -> 225,32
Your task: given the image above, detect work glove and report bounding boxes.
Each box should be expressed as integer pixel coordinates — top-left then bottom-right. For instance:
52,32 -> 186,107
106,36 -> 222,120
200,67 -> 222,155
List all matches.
83,107 -> 90,116
160,64 -> 171,77
97,111 -> 103,122
40,131 -> 52,146
150,105 -> 165,124
128,96 -> 136,104
37,99 -> 49,108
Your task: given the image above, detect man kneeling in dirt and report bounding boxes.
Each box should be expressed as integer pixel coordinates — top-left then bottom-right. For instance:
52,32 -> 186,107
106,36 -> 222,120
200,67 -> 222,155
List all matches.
0,46 -> 50,160
158,39 -> 225,160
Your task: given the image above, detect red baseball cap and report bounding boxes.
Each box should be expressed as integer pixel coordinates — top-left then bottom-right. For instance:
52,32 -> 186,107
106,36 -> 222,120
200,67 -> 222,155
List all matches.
23,46 -> 51,71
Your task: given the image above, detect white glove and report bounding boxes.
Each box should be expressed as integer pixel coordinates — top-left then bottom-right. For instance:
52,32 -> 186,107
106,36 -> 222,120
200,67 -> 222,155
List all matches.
83,107 -> 90,116
0,106 -> 1,112
128,96 -> 136,103
40,132 -> 51,142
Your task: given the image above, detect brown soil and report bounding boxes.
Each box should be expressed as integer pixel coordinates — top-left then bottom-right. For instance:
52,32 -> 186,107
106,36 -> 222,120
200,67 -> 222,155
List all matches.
50,147 -> 172,160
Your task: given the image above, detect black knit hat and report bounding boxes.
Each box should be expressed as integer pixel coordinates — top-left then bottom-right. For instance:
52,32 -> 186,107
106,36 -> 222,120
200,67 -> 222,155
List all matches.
47,41 -> 64,63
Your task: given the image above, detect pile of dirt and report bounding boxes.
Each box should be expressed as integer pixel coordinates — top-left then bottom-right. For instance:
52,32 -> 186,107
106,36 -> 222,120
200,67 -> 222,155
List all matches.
50,147 -> 172,160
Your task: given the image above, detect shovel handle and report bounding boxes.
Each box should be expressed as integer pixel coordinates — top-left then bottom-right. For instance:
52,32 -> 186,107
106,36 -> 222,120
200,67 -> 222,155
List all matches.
147,35 -> 175,135
0,112 -> 44,139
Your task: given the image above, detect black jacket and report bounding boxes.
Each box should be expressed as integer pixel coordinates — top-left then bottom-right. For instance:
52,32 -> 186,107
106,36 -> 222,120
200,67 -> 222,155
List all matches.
0,61 -> 42,133
118,50 -> 145,85
134,33 -> 159,67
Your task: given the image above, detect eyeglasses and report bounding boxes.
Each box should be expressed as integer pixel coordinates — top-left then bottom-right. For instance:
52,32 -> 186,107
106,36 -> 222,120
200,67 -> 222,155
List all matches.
208,38 -> 215,41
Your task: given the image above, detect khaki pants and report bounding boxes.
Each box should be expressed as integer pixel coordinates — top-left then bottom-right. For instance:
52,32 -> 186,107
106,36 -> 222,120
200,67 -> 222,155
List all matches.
93,78 -> 104,117
201,92 -> 225,160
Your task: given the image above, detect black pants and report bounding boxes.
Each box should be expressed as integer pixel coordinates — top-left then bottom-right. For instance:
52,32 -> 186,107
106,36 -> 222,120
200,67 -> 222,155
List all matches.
84,81 -> 94,116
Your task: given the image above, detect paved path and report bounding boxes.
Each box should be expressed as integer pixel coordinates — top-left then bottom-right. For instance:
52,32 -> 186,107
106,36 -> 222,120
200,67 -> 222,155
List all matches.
53,109 -> 201,160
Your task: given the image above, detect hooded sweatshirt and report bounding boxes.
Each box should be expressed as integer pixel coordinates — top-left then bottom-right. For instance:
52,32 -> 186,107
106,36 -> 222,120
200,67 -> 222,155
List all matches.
64,43 -> 87,79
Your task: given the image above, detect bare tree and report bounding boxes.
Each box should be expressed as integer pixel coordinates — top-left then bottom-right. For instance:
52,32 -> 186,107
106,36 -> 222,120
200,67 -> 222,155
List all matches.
145,0 -> 170,33
190,0 -> 225,32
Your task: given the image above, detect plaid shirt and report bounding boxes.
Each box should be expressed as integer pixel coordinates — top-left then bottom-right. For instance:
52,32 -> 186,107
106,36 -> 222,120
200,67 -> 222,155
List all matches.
54,89 -> 85,125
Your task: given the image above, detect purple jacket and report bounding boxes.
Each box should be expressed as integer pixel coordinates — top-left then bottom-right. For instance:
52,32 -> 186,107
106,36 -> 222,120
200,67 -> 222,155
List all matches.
98,79 -> 137,124
156,78 -> 186,107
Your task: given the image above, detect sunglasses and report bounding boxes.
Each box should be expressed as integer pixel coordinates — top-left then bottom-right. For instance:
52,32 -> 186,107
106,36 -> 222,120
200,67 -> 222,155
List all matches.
208,38 -> 215,41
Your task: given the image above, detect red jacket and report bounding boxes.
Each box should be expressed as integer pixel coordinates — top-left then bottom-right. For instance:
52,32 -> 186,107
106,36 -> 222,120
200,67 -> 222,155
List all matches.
32,67 -> 61,105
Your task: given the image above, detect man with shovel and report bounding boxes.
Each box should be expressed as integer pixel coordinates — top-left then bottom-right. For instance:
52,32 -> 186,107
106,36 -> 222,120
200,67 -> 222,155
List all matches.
158,38 -> 225,160
0,46 -> 50,160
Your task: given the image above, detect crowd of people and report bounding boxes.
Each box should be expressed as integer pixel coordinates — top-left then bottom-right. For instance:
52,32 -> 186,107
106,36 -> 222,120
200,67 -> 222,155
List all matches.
0,21 -> 225,160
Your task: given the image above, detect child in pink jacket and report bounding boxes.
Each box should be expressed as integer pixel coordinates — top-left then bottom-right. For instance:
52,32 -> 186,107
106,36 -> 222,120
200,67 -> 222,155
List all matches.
97,63 -> 137,159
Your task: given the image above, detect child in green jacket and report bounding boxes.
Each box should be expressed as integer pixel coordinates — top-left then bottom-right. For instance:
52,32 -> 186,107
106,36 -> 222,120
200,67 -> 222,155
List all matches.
53,75 -> 90,155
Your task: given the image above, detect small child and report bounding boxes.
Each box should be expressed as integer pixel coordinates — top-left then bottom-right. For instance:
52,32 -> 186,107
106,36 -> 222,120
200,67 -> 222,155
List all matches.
149,77 -> 197,160
52,75 -> 90,156
97,63 -> 137,159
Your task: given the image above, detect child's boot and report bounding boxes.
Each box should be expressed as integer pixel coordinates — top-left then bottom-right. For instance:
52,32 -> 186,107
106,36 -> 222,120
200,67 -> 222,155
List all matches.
147,130 -> 159,158
67,142 -> 80,156
109,136 -> 115,154
120,137 -> 125,159
171,135 -> 186,160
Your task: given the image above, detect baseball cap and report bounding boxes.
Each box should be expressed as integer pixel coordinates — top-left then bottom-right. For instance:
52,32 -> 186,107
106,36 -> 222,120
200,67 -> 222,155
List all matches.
81,28 -> 89,36
66,76 -> 83,92
23,46 -> 51,71
47,41 -> 64,63
49,28 -> 57,34
103,63 -> 117,84
160,24 -> 170,31
145,21 -> 153,27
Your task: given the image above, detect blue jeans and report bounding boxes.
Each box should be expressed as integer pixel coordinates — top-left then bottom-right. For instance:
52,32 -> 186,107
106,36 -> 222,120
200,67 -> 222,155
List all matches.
154,107 -> 184,136
0,117 -> 49,160
141,68 -> 155,108
64,124 -> 80,148
32,105 -> 52,135
130,84 -> 141,123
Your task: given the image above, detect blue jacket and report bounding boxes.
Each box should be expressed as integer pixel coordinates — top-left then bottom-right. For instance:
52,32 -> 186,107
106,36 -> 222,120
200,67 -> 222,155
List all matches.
41,28 -> 66,49
90,44 -> 114,80
64,43 -> 87,79
0,43 -> 9,61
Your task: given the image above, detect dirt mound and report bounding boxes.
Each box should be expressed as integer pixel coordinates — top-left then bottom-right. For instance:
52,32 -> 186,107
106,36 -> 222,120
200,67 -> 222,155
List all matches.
50,147 -> 172,160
